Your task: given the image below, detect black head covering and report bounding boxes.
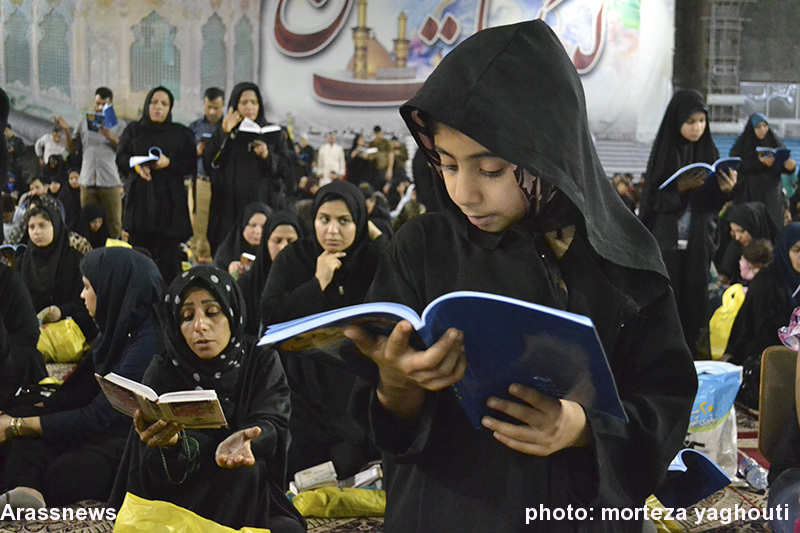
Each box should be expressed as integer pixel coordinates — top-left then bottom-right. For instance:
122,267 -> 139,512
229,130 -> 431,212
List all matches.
726,202 -> 777,243
58,169 -> 82,226
228,82 -> 266,126
73,204 -> 110,249
639,89 -> 719,227
399,20 -> 667,278
311,181 -> 369,254
730,113 -> 784,157
0,88 -> 8,183
18,202 -> 68,306
774,223 -> 800,307
155,265 -> 247,398
81,247 -> 163,374
212,202 -> 272,269
140,86 -> 174,126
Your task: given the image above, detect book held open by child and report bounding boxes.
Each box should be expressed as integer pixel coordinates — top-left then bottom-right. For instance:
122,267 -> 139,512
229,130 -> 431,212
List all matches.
95,372 -> 227,429
659,157 -> 741,191
259,290 -> 628,429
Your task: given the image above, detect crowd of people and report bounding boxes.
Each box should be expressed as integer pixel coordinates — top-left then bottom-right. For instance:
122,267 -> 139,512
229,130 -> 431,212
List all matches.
0,18 -> 799,532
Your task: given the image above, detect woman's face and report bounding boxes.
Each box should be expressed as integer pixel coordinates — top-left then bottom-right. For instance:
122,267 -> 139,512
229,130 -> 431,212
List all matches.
357,136 -> 366,147
267,224 -> 299,261
148,90 -> 171,124
89,218 -> 104,233
28,214 -> 54,247
434,123 -> 528,233
790,241 -> 800,274
80,276 -> 97,317
68,171 -> 80,189
754,121 -> 769,141
315,200 -> 356,253
49,181 -> 61,194
680,111 -> 707,143
179,288 -> 232,360
730,222 -> 753,247
242,212 -> 267,247
236,90 -> 260,121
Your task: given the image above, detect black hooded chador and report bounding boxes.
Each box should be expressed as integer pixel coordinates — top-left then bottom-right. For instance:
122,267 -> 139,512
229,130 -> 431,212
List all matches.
212,201 -> 271,271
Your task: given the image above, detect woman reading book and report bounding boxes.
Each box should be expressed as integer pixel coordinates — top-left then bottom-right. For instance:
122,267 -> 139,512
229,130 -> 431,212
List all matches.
342,21 -> 698,531
0,247 -> 161,508
261,180 -> 385,480
109,266 -> 305,532
639,89 -> 737,358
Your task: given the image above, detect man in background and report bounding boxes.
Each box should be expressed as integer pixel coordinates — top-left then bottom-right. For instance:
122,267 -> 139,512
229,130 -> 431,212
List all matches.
188,87 -> 224,247
316,132 -> 346,186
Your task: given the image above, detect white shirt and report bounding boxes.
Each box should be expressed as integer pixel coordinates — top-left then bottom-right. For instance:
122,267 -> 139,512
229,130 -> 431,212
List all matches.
316,142 -> 346,186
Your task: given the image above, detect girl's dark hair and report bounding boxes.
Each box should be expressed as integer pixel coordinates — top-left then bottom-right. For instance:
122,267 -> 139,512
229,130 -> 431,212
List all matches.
27,205 -> 52,224
743,238 -> 773,265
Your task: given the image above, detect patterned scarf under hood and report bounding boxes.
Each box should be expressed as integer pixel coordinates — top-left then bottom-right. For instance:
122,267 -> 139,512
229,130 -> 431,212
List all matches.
400,19 -> 667,279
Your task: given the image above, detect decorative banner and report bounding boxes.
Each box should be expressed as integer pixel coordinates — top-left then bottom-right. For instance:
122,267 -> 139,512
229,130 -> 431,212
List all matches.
261,0 -> 674,141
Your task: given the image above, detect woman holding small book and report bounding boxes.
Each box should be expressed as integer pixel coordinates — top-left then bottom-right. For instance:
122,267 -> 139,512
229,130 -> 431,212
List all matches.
342,21 -> 698,532
212,201 -> 271,278
0,247 -> 162,508
639,89 -> 738,358
109,266 -> 305,532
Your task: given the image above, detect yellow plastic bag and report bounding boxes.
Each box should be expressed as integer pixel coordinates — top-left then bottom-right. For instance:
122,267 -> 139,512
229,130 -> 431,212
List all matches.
709,283 -> 745,359
37,318 -> 90,363
291,487 -> 385,518
645,495 -> 682,533
114,493 -> 271,533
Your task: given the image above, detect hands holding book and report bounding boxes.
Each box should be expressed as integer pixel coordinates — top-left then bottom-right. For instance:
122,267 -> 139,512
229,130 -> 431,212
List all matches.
134,409 -> 184,447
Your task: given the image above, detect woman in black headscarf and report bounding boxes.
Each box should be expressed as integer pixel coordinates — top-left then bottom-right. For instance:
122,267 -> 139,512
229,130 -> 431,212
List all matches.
717,202 -> 777,282
731,113 -> 797,229
15,202 -> 94,338
261,181 -> 385,479
116,86 -> 195,285
347,134 -> 376,186
72,203 -> 110,250
724,223 -> 800,409
58,167 -> 82,228
237,210 -> 301,336
639,89 -> 737,358
204,83 -> 289,253
212,201 -> 271,276
341,21 -> 697,532
0,247 -> 162,507
109,266 -> 305,532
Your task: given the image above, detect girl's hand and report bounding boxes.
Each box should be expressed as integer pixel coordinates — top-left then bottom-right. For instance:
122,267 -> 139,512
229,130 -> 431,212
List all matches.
482,384 -> 591,456
0,413 -> 12,443
250,140 -> 269,160
134,410 -> 183,448
367,220 -> 382,241
758,152 -> 775,167
716,167 -> 738,193
216,426 -> 261,468
153,153 -> 171,170
136,164 -> 152,182
785,157 -> 797,173
315,250 -> 346,291
676,170 -> 706,193
222,107 -> 243,134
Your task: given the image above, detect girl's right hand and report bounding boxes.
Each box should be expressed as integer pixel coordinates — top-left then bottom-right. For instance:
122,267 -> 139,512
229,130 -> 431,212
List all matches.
134,410 -> 183,448
135,164 -> 152,181
758,152 -> 775,167
315,250 -> 346,291
222,107 -> 243,134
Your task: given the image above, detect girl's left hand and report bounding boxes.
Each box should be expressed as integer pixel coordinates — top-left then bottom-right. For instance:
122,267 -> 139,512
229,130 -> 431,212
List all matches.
716,167 -> 738,193
367,220 -> 383,241
153,153 -> 171,170
216,426 -> 261,468
481,384 -> 592,456
758,152 -> 775,167
785,157 -> 797,173
250,140 -> 269,160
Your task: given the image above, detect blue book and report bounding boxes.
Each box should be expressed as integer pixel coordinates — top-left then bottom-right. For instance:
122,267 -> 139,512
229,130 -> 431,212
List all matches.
654,448 -> 730,509
259,290 -> 628,429
85,103 -> 118,132
756,146 -> 791,168
659,157 -> 741,191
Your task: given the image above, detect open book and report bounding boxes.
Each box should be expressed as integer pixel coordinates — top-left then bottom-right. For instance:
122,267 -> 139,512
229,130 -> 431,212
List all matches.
0,243 -> 26,256
654,448 -> 730,509
237,118 -> 282,144
659,157 -> 740,191
259,291 -> 627,429
95,372 -> 227,429
86,103 -> 118,132
128,147 -> 162,168
756,146 -> 791,168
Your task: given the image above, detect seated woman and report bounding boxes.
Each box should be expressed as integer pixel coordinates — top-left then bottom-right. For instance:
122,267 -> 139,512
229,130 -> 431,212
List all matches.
237,210 -> 302,336
212,202 -> 271,278
717,202 -> 777,283
109,266 -> 305,532
261,181 -> 386,479
72,204 -> 110,250
16,202 -> 95,339
725,223 -> 800,409
0,247 -> 162,507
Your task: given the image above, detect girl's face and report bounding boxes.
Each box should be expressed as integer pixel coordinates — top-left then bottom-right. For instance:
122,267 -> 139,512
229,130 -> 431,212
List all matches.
148,91 -> 171,124
49,181 -> 61,194
730,222 -> 752,247
680,111 -> 707,143
315,200 -> 356,253
179,288 -> 232,360
28,214 -> 54,247
267,224 -> 299,261
80,276 -> 97,317
790,241 -> 800,274
242,212 -> 267,247
357,136 -> 366,147
89,218 -> 104,233
434,123 -> 528,233
236,90 -> 260,121
754,121 -> 769,140
68,171 -> 80,189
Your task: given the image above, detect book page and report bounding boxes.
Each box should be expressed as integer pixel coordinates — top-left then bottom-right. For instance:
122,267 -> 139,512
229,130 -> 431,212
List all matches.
160,398 -> 227,429
101,372 -> 158,402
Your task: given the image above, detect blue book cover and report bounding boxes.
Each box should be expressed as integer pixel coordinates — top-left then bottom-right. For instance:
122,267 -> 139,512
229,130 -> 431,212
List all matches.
659,157 -> 741,191
654,448 -> 730,509
756,146 -> 791,168
259,291 -> 628,429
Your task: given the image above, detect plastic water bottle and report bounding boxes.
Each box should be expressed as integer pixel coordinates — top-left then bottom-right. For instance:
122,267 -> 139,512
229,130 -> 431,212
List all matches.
738,457 -> 768,490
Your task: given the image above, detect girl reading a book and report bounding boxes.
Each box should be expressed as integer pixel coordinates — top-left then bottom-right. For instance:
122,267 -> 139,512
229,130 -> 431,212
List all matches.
0,247 -> 161,508
109,266 -> 305,532
639,89 -> 737,358
343,21 -> 698,532
731,113 -> 797,230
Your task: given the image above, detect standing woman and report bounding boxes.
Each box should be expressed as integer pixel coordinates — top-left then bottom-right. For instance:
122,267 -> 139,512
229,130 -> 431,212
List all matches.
731,113 -> 797,230
347,134 -> 375,186
261,181 -> 385,478
109,266 -> 305,532
204,83 -> 287,252
117,86 -> 195,285
639,89 -> 737,358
